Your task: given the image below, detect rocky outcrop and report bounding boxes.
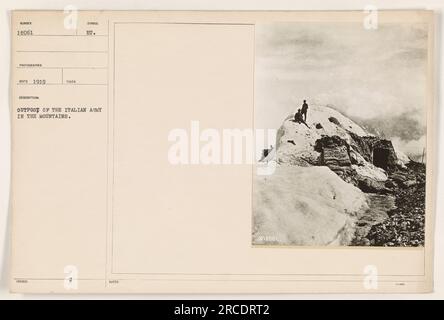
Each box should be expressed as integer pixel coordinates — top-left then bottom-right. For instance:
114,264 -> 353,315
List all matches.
357,177 -> 387,193
353,161 -> 426,247
275,105 -> 369,167
314,134 -> 396,193
269,104 -> 424,247
275,105 -> 409,181
274,105 -> 411,194
347,131 -> 399,171
314,136 -> 354,183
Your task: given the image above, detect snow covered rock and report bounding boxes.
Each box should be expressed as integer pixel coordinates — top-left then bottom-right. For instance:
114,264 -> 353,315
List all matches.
253,104 -> 417,246
253,166 -> 368,246
274,105 -> 406,192
275,105 -> 367,166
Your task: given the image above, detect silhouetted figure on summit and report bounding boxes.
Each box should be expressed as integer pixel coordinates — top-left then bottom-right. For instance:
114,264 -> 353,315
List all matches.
294,108 -> 310,128
301,100 -> 309,121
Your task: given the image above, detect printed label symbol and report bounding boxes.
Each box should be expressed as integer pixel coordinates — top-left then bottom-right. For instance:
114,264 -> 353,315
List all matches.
63,5 -> 78,30
363,265 -> 378,290
64,265 -> 78,290
363,5 -> 378,30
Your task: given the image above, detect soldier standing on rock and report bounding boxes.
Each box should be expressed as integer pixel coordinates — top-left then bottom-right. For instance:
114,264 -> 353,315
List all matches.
301,100 -> 309,121
294,109 -> 310,128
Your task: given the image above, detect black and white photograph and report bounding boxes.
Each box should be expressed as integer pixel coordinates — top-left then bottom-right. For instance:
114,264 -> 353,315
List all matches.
2,5 -> 441,298
253,22 -> 428,247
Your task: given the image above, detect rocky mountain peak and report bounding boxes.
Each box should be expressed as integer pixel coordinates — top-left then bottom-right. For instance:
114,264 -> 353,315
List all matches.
273,104 -> 410,194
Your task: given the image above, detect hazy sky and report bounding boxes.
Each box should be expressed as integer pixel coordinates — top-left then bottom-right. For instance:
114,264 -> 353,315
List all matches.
255,22 -> 428,157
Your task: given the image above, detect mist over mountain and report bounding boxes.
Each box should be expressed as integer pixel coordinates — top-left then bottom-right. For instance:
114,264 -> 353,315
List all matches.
326,104 -> 426,160
255,23 -> 428,159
